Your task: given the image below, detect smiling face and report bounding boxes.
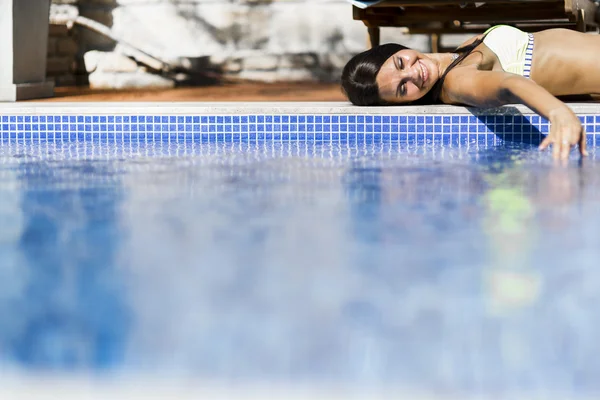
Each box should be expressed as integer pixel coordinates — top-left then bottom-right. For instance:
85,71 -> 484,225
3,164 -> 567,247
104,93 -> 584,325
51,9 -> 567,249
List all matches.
376,49 -> 441,104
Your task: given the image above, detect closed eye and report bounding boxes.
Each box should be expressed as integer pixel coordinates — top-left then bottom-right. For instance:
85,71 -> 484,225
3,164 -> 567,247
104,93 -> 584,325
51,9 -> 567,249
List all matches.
394,57 -> 407,97
398,83 -> 406,97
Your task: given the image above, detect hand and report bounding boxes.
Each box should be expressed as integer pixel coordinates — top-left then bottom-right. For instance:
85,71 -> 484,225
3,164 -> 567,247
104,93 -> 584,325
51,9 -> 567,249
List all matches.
539,108 -> 588,159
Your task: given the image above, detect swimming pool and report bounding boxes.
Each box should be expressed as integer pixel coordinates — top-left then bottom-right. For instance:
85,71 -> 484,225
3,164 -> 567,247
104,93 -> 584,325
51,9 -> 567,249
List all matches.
1,102 -> 600,399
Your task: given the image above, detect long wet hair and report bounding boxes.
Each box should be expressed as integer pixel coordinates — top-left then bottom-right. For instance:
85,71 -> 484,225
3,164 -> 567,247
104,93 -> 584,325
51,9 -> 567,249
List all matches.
341,38 -> 484,106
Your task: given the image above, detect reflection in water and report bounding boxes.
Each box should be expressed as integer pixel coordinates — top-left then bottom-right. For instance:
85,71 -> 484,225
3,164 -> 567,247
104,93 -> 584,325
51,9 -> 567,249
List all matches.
1,140 -> 600,397
0,154 -> 129,370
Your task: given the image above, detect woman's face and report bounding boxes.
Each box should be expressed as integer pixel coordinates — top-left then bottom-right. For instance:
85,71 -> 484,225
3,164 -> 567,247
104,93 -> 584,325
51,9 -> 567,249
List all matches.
376,49 -> 440,104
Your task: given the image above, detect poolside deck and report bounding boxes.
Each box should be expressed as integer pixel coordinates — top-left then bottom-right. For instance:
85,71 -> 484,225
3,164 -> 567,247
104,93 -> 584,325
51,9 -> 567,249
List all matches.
5,81 -> 600,144
15,81 -> 598,115
35,83 -> 346,103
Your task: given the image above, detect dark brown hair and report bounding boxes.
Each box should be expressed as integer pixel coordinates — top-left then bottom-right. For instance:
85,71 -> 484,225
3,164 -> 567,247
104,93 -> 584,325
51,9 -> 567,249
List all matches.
341,38 -> 484,106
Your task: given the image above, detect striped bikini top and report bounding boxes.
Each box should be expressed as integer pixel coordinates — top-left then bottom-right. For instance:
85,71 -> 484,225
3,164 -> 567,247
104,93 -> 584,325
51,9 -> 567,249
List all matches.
482,25 -> 534,78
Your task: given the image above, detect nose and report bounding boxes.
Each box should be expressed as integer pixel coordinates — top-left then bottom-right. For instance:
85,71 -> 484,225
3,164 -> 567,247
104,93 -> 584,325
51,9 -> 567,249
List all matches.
400,63 -> 421,84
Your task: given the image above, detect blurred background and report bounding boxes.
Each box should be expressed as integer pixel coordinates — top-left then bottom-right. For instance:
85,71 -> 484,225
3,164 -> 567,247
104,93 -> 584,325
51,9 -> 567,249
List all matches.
47,0 -> 438,92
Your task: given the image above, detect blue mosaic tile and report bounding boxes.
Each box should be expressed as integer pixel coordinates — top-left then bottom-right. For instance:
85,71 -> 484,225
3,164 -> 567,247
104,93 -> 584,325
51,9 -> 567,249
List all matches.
0,113 -> 598,143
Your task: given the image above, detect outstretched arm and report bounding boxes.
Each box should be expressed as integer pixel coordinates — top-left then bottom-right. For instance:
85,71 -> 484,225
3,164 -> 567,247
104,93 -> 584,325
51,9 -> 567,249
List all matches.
443,68 -> 587,159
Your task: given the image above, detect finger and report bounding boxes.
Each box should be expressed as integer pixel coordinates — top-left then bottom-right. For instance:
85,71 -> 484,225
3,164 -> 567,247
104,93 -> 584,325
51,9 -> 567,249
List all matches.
580,131 -> 588,157
560,156 -> 569,168
552,140 -> 561,159
560,140 -> 571,160
552,156 -> 564,167
539,135 -> 552,151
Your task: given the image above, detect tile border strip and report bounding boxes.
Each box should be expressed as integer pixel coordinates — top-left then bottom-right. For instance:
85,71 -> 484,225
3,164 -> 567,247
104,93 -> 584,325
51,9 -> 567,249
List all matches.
1,102 -> 599,141
1,102 -> 600,115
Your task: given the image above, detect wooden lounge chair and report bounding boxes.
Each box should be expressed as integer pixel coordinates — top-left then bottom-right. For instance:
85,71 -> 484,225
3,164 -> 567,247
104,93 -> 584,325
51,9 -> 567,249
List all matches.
352,0 -> 600,51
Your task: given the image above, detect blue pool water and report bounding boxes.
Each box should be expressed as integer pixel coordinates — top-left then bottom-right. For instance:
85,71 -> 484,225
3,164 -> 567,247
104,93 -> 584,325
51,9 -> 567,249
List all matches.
1,137 -> 600,397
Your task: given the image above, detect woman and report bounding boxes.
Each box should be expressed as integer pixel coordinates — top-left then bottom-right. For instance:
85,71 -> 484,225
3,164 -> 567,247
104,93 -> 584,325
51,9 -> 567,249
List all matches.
341,25 -> 600,159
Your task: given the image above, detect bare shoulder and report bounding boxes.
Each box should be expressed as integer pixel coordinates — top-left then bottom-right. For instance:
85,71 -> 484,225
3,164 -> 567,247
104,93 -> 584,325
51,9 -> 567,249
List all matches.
440,67 -> 512,107
438,65 -> 480,104
457,33 -> 485,49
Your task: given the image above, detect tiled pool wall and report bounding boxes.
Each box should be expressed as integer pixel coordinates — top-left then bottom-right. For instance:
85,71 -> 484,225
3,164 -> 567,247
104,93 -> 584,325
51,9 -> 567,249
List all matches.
1,105 -> 600,144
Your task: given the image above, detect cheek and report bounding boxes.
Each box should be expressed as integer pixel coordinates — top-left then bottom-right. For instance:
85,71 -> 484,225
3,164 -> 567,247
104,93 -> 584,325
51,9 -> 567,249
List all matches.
408,83 -> 422,96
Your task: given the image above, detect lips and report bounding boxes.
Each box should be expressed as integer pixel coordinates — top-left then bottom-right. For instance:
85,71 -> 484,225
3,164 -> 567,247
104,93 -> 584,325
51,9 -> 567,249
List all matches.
418,60 -> 428,88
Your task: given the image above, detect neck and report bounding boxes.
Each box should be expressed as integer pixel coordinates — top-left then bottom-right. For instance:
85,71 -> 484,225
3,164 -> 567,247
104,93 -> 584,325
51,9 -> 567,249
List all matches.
429,53 -> 459,80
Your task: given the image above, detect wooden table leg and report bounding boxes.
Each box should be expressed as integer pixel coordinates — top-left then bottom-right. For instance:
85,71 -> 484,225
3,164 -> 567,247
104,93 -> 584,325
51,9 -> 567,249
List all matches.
577,9 -> 587,32
368,26 -> 380,48
430,33 -> 440,53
